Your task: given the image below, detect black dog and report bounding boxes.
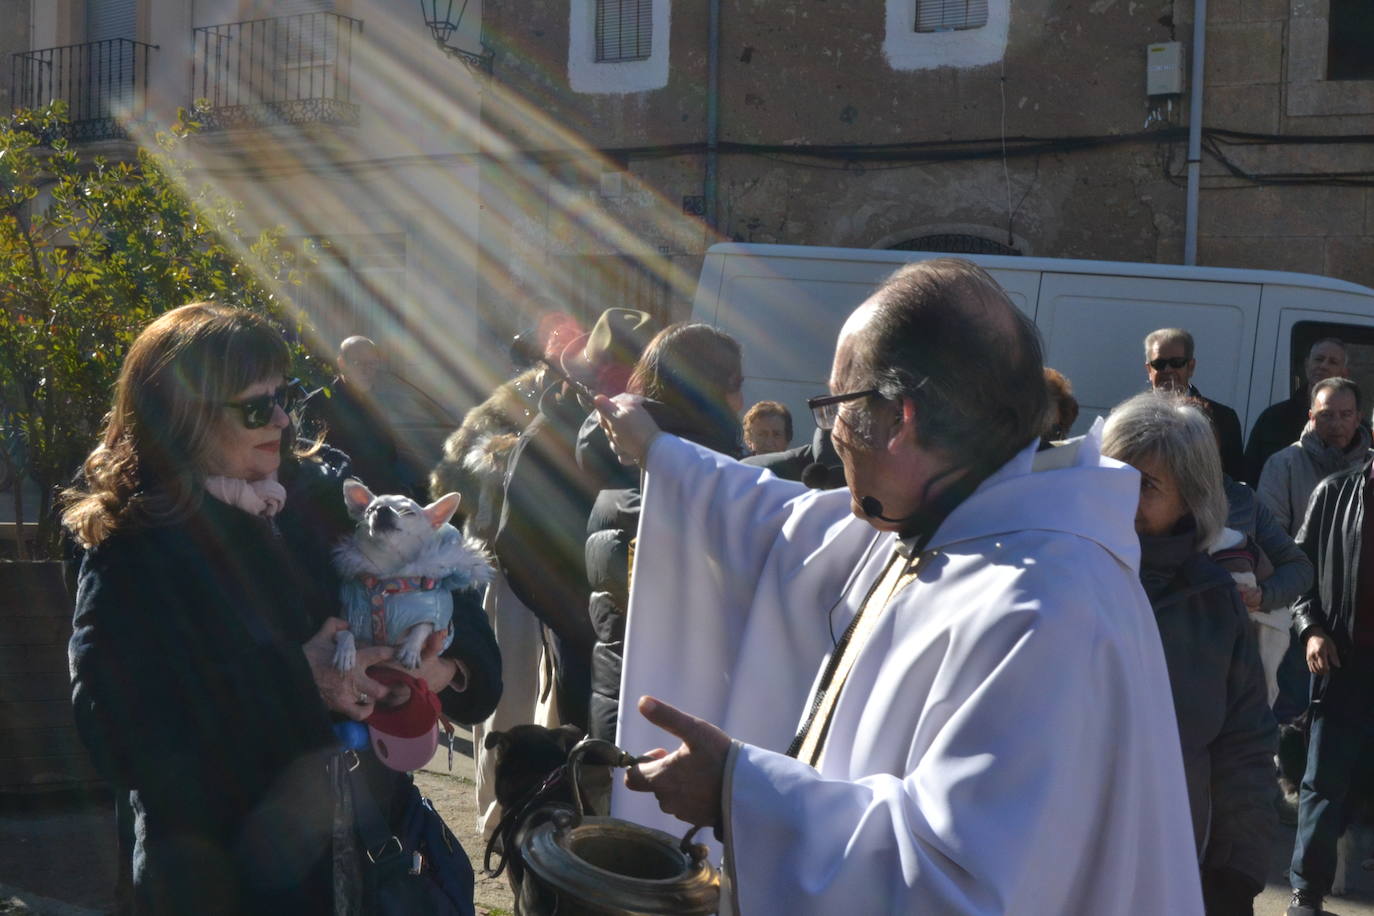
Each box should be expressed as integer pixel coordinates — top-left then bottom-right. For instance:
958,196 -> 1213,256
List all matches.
483,724 -> 584,915
1276,712 -> 1309,809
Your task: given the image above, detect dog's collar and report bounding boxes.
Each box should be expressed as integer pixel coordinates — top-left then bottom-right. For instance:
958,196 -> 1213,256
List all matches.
358,575 -> 439,595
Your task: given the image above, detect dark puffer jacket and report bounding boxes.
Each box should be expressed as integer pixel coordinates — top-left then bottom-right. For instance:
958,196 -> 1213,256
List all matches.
577,406 -> 739,742
1139,525 -> 1277,909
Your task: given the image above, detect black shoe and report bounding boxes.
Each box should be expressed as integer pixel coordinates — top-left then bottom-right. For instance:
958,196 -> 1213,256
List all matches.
1288,888 -> 1323,916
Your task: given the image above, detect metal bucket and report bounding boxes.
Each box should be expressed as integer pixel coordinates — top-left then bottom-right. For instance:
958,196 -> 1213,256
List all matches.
521,809 -> 719,915
515,738 -> 720,915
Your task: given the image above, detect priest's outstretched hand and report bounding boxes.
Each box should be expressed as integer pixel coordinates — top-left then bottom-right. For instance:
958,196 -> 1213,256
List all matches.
623,695 -> 731,829
593,394 -> 662,467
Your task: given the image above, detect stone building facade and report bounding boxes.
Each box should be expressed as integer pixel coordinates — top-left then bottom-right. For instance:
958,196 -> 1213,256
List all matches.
474,0 -> 1373,325
1200,0 -> 1374,287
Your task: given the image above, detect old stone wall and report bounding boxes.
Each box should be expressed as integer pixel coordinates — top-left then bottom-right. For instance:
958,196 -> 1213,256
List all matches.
478,0 -> 1197,322
1198,0 -> 1374,287
480,0 -> 1372,323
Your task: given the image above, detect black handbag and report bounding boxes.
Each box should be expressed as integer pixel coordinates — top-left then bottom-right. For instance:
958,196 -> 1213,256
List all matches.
342,749 -> 476,916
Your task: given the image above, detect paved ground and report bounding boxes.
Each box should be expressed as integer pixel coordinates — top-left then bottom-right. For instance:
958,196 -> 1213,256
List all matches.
3,740 -> 1374,915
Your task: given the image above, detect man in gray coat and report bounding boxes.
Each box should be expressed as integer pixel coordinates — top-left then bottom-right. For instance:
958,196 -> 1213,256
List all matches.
1258,377 -> 1370,724
1259,378 -> 1371,537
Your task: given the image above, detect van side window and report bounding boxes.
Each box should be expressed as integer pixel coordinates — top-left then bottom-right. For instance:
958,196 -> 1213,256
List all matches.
1291,321 -> 1374,404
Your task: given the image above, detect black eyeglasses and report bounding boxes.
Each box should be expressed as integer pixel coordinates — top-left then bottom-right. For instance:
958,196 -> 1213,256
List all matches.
223,380 -> 304,429
807,389 -> 882,430
1148,356 -> 1190,371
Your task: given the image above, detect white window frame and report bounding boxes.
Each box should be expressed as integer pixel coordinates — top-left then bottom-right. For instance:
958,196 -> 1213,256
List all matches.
884,0 -> 1008,71
569,0 -> 669,94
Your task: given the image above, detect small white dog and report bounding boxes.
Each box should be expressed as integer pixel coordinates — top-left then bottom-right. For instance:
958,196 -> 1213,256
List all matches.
332,479 -> 492,671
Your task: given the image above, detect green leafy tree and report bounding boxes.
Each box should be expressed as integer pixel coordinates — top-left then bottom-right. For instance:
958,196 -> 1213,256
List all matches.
0,103 -> 325,559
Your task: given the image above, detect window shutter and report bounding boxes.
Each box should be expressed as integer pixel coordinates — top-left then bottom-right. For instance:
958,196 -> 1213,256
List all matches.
596,0 -> 653,62
914,0 -> 989,32
86,0 -> 137,42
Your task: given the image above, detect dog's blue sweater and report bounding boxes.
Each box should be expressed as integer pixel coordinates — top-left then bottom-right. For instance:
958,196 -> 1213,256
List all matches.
336,525 -> 492,649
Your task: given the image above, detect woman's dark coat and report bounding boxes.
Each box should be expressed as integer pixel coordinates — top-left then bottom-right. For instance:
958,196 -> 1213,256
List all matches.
1138,526 -> 1277,909
69,452 -> 500,914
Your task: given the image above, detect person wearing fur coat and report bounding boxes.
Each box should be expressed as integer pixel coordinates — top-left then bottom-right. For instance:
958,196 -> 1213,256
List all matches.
430,366 -> 542,542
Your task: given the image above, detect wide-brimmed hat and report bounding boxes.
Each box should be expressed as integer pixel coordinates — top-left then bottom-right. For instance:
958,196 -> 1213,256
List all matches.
559,308 -> 656,396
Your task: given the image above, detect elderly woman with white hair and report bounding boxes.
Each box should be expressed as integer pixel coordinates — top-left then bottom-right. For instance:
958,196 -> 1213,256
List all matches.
1102,391 -> 1277,916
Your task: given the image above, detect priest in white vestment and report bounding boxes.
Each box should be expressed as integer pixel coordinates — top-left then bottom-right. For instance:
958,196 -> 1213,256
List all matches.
595,258 -> 1205,915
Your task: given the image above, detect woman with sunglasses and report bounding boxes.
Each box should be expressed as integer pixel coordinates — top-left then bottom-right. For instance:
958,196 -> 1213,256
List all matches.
62,304 -> 500,914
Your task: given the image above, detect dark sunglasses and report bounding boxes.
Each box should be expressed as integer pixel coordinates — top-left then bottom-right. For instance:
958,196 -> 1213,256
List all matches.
807,389 -> 882,431
223,380 -> 304,429
1148,356 -> 1190,371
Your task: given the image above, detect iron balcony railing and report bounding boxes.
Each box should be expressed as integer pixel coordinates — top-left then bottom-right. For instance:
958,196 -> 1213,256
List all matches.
192,12 -> 362,130
10,38 -> 157,141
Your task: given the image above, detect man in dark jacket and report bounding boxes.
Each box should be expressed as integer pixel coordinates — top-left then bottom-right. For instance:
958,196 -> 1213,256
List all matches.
1244,339 -> 1348,486
1286,454 -> 1374,916
493,308 -> 655,731
1145,327 -> 1245,481
301,336 -> 423,498
742,427 -> 845,489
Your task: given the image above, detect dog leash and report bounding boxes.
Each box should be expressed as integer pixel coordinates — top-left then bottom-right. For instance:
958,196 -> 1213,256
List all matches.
482,766 -> 570,879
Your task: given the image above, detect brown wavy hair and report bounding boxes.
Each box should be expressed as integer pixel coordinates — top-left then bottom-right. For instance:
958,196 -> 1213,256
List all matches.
627,323 -> 743,446
62,303 -> 292,548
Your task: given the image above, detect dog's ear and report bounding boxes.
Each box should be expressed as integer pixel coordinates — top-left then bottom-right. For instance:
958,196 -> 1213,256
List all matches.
553,724 -> 584,755
484,730 -> 510,754
342,479 -> 375,519
423,492 -> 462,529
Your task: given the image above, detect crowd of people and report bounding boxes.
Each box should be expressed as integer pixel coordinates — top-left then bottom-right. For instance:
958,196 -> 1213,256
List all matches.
57,260 -> 1372,915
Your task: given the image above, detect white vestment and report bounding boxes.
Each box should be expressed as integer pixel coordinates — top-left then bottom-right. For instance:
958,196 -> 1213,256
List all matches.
612,425 -> 1204,915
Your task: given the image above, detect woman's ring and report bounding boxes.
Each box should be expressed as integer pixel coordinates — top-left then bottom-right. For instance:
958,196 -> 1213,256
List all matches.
357,692 -> 370,705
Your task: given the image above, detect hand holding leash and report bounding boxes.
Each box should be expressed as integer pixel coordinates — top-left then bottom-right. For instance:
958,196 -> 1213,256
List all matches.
623,695 -> 730,830
1306,629 -> 1341,676
378,628 -> 463,705
304,618 -> 395,720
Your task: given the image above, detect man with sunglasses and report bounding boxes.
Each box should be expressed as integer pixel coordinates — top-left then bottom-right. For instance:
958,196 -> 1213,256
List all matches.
1145,327 -> 1245,481
595,259 -> 1204,914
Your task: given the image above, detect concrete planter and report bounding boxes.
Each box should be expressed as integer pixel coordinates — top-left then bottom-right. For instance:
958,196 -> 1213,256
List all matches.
0,560 -> 101,794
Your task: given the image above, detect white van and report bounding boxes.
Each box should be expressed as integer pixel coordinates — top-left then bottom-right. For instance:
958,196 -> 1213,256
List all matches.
690,242 -> 1374,442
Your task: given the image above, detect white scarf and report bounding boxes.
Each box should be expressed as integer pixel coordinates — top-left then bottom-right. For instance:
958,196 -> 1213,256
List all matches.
205,473 -> 287,518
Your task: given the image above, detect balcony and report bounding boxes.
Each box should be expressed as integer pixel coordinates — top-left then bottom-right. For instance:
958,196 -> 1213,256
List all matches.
10,39 -> 158,142
192,12 -> 363,131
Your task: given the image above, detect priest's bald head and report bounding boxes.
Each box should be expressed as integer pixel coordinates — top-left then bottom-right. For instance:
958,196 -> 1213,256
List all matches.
827,258 -> 1048,532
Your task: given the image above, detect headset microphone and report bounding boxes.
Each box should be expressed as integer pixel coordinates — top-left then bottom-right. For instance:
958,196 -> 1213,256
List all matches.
860,495 -> 915,524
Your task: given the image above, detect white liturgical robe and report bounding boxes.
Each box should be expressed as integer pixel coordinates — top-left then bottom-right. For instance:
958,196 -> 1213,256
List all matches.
612,423 -> 1204,914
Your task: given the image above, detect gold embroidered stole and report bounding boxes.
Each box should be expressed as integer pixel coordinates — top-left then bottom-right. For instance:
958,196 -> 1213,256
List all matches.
789,548 -> 924,768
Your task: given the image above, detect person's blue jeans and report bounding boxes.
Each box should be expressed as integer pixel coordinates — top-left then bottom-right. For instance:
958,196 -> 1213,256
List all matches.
1290,654 -> 1374,896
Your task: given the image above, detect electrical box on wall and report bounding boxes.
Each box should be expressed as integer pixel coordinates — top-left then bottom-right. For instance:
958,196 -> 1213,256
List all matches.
1147,42 -> 1184,96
